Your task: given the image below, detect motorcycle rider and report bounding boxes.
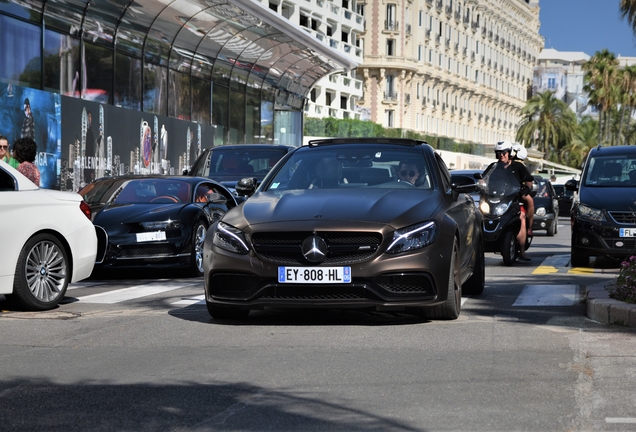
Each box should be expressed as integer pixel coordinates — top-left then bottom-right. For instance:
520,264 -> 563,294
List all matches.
483,140 -> 534,261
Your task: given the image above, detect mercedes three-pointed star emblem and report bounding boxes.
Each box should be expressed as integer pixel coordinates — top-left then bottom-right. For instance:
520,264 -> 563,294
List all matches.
301,236 -> 328,263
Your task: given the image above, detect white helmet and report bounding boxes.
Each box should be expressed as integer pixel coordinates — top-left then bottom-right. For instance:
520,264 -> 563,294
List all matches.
494,140 -> 513,154
512,143 -> 527,161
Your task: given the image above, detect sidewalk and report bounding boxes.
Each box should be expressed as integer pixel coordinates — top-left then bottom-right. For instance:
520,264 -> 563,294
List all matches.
585,284 -> 636,327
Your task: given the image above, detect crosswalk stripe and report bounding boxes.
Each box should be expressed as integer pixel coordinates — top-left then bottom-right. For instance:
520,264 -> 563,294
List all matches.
512,284 -> 583,306
75,283 -> 197,304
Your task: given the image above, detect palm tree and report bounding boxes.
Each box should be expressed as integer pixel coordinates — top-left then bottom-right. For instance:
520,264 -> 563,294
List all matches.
582,49 -> 619,144
617,65 -> 636,144
560,117 -> 598,168
620,0 -> 636,33
516,91 -> 577,160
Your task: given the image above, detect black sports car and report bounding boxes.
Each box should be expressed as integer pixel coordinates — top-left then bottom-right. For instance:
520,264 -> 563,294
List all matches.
203,138 -> 485,320
80,176 -> 237,276
187,144 -> 296,195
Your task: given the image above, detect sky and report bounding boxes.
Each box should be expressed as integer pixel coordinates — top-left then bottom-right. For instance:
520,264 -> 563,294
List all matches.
539,0 -> 636,57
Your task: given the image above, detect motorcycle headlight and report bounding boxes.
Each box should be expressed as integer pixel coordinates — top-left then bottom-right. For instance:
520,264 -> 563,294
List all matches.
140,220 -> 181,230
479,200 -> 490,214
492,201 -> 511,216
386,221 -> 438,254
212,222 -> 250,254
577,204 -> 605,222
535,207 -> 547,217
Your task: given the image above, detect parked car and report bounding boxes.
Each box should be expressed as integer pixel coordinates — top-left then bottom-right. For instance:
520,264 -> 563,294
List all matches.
566,145 -> 636,267
79,175 -> 237,276
531,175 -> 559,236
553,183 -> 574,217
187,144 -> 296,196
203,138 -> 485,320
0,160 -> 97,310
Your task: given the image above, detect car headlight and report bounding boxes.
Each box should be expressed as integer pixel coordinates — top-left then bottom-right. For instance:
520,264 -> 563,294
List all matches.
386,221 -> 438,254
535,207 -> 547,217
213,222 -> 250,254
141,220 -> 181,230
577,203 -> 605,222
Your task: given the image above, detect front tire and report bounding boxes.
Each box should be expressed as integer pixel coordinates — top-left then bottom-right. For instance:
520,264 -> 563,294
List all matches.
571,246 -> 589,267
190,220 -> 207,277
501,230 -> 517,266
421,239 -> 461,320
7,234 -> 70,311
547,219 -> 556,236
463,239 -> 485,295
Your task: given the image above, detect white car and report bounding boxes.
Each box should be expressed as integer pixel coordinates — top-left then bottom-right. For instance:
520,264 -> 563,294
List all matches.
0,160 -> 97,310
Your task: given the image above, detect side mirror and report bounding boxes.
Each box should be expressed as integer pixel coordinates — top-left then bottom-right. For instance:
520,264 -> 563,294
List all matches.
450,174 -> 477,193
206,192 -> 226,205
236,177 -> 258,197
565,178 -> 579,192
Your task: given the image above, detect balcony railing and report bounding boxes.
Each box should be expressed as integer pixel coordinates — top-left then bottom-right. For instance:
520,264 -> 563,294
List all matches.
385,20 -> 399,31
384,92 -> 398,102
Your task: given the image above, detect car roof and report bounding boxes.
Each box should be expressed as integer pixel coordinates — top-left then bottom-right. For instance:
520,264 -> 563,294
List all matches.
307,138 -> 428,147
589,145 -> 636,156
207,144 -> 296,151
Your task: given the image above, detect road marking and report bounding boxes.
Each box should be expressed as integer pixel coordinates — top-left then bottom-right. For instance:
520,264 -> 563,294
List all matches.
173,294 -> 205,305
532,254 -> 620,275
512,285 -> 583,306
606,418 -> 636,424
74,283 -> 196,304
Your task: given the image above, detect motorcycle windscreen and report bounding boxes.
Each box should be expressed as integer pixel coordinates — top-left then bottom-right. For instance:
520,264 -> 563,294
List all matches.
482,162 -> 521,198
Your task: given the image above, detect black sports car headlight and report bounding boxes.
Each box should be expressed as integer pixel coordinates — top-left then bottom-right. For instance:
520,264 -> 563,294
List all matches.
386,221 -> 438,254
140,220 -> 181,230
212,222 -> 250,254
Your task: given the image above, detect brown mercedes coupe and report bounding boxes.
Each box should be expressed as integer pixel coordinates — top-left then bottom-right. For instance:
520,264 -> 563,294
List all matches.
203,138 -> 484,320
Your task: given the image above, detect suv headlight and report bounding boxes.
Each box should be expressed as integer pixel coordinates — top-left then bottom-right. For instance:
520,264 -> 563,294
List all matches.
386,221 -> 438,254
576,203 -> 605,222
535,207 -> 547,217
212,222 -> 250,254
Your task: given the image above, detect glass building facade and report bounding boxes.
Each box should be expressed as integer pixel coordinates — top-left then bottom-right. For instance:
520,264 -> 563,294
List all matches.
0,0 -> 356,147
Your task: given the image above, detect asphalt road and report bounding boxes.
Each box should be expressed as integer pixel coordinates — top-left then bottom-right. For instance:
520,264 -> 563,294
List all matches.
1,217 -> 635,431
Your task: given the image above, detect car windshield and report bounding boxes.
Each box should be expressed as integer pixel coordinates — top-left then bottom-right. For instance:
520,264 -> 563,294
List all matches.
535,178 -> 550,198
81,179 -> 193,204
584,156 -> 636,187
206,148 -> 288,180
265,145 -> 433,191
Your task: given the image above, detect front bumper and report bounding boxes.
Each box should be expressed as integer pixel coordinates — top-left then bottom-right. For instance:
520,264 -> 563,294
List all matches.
572,218 -> 636,259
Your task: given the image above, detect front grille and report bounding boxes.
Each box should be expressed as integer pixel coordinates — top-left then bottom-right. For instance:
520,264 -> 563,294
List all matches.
600,237 -> 636,249
251,231 -> 382,265
374,274 -> 435,296
118,244 -> 176,258
209,274 -> 264,299
259,285 -> 371,301
609,211 -> 636,225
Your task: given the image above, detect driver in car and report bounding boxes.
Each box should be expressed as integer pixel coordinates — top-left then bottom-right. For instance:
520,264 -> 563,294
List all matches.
397,161 -> 420,185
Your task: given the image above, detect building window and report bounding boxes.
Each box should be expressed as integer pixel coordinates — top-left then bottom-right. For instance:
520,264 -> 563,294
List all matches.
418,45 -> 422,61
386,110 -> 394,127
419,10 -> 423,27
386,4 -> 397,30
386,39 -> 395,56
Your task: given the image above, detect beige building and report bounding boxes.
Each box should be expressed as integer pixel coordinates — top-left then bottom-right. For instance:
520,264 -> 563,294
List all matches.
356,0 -> 543,145
262,0 -> 365,120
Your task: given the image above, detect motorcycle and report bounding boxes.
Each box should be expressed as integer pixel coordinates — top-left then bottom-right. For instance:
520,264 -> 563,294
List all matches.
477,162 -> 533,265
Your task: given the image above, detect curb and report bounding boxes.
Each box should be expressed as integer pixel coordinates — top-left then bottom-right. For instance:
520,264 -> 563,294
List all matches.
585,284 -> 636,327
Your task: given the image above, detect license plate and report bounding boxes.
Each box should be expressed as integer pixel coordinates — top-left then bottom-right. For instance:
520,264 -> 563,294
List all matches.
278,267 -> 351,284
136,231 -> 166,242
620,228 -> 636,237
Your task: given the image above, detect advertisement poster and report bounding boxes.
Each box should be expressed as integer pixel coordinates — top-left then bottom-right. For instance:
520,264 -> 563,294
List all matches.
0,82 -> 219,191
0,83 -> 61,189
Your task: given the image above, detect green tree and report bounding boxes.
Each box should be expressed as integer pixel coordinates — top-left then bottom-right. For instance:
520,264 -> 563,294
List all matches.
516,91 -> 577,159
582,49 -> 619,144
560,116 -> 598,168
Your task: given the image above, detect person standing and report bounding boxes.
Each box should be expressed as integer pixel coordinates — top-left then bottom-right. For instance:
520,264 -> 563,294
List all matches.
13,137 -> 40,186
0,135 -> 19,168
21,98 -> 35,139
